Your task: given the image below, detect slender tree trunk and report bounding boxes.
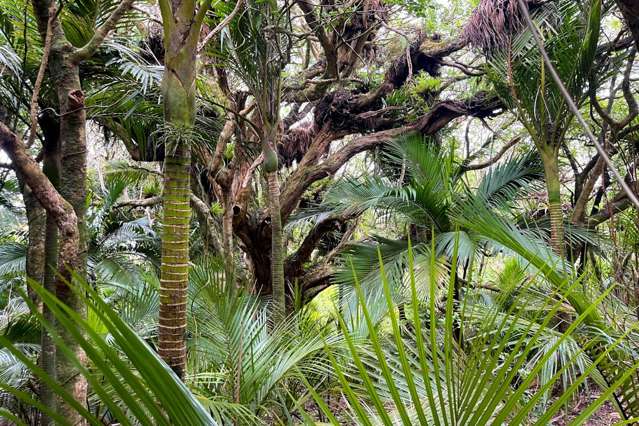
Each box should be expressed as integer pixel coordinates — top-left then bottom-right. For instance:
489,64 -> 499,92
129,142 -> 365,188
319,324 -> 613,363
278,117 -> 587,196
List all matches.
266,171 -> 285,323
158,0 -> 208,378
222,195 -> 235,287
29,1 -> 88,419
40,122 -> 61,426
261,122 -> 286,322
19,181 -> 46,304
541,146 -> 565,257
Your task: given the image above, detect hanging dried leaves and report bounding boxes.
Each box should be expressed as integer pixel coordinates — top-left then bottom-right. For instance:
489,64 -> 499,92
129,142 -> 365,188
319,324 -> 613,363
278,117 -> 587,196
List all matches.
463,0 -> 540,51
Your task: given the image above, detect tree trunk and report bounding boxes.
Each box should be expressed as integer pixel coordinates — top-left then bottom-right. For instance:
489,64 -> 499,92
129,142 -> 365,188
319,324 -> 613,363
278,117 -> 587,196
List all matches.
40,112 -> 61,426
222,195 -> 236,287
20,180 -> 46,304
29,1 -> 89,419
266,171 -> 285,323
616,0 -> 639,51
52,50 -> 89,422
0,122 -> 83,423
159,139 -> 192,378
260,120 -> 286,322
158,0 -> 208,378
541,146 -> 565,257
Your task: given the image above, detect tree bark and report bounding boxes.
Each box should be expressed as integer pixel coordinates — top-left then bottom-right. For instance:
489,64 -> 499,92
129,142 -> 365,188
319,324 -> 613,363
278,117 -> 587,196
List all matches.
266,171 -> 285,322
40,116 -> 61,426
616,0 -> 639,51
157,0 -> 209,379
540,146 -> 565,257
0,122 -> 83,422
18,179 -> 46,303
50,42 -> 90,420
222,195 -> 235,287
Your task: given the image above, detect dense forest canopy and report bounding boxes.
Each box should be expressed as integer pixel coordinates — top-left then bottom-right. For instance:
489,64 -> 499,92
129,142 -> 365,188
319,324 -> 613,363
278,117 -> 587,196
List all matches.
0,0 -> 639,424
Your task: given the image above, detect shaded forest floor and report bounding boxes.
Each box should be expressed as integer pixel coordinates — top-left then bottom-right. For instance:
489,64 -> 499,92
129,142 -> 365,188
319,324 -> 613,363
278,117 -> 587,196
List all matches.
550,392 -> 619,425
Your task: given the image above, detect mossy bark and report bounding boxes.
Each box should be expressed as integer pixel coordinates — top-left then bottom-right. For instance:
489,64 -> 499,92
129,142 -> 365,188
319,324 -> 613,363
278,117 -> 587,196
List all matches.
30,1 -> 88,421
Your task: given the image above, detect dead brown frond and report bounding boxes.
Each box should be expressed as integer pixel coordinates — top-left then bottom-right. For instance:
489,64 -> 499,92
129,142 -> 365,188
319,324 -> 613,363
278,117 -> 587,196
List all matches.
463,0 -> 539,51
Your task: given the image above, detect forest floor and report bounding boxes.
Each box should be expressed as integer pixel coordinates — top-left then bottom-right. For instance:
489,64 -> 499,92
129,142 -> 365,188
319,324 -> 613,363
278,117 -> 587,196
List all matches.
550,392 -> 620,425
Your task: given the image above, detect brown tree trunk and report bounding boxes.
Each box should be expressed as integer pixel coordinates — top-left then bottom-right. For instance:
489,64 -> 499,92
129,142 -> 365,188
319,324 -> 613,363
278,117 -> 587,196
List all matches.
616,0 -> 639,51
0,122 -> 84,422
19,180 -> 46,303
40,113 -> 61,426
50,46 -> 90,420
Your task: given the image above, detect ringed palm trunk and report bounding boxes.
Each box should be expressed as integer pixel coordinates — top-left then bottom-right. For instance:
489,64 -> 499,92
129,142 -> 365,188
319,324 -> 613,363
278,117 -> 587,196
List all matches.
158,121 -> 192,378
540,145 -> 565,257
263,128 -> 286,323
158,0 -> 208,378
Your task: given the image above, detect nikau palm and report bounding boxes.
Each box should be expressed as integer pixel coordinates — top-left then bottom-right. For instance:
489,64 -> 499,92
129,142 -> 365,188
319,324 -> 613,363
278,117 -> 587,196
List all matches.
1,0 -> 639,423
324,135 -> 544,294
466,0 -> 602,257
157,0 -> 210,378
224,0 -> 290,322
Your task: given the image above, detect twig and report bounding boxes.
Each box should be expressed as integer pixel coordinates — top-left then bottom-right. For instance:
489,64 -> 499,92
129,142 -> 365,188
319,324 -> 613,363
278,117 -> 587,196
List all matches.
198,0 -> 245,53
460,136 -> 520,171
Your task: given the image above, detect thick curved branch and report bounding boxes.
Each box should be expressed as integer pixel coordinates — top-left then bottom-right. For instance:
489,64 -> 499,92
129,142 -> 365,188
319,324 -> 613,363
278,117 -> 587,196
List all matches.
114,195 -> 162,208
355,36 -> 467,110
295,0 -> 337,77
0,122 -> 79,270
587,193 -> 635,227
280,92 -> 503,220
285,211 -> 358,279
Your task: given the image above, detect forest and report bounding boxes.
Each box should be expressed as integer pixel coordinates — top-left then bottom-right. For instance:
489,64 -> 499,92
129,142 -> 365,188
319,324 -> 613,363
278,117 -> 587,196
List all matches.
0,0 -> 638,424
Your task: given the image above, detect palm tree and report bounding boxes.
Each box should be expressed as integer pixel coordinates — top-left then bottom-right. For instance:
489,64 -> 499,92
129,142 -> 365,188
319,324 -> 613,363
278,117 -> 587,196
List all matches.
323,135 -> 547,297
307,244 -> 639,425
465,0 -> 602,257
157,0 -> 210,378
0,278 -> 216,425
223,0 -> 291,322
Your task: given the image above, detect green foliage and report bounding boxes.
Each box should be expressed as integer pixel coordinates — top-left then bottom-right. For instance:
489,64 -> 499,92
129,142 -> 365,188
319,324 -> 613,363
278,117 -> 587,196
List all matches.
324,134 -> 543,292
307,243 -> 639,425
0,278 -> 217,426
485,0 -> 602,147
